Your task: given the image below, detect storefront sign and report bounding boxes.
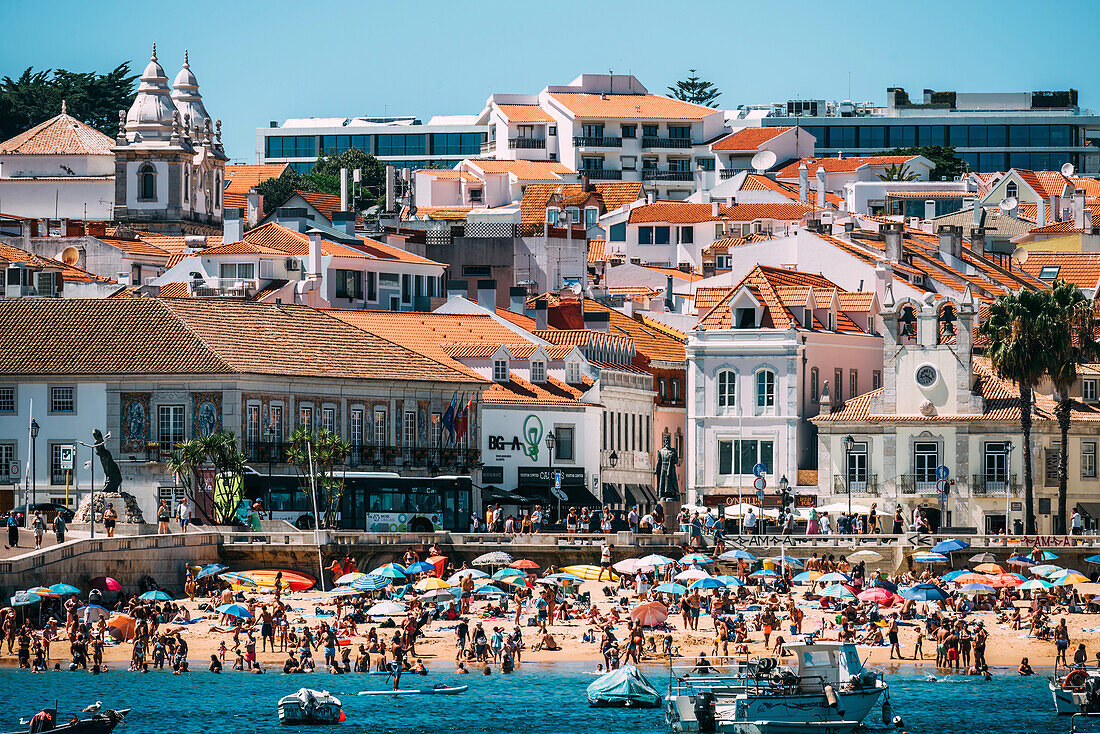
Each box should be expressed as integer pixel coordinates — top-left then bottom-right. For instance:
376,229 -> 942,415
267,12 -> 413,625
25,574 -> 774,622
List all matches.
795,495 -> 818,508
486,414 -> 544,460
482,466 -> 504,484
517,467 -> 584,488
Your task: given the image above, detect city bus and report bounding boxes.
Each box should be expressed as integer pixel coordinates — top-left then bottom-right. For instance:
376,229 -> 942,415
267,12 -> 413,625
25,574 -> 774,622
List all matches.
241,469 -> 472,532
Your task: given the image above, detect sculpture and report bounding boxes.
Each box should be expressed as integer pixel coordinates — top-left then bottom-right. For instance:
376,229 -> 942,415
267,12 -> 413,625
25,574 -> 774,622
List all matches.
93,429 -> 122,494
654,433 -> 680,501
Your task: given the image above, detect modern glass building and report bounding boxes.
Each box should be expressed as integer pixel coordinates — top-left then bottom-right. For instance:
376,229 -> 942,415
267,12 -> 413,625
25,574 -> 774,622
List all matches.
256,115 -> 487,173
760,88 -> 1100,175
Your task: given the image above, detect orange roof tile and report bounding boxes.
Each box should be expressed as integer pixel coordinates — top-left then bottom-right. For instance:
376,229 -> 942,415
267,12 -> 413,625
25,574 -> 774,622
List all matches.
295,190 -> 343,222
224,163 -> 289,195
1018,252 -> 1100,287
694,286 -> 734,311
466,158 -> 574,180
1014,169 -> 1071,200
548,92 -> 716,120
417,169 -> 480,183
775,156 -> 918,179
0,109 -> 113,155
157,282 -> 191,298
94,235 -> 169,259
737,173 -> 843,208
496,104 -> 555,123
721,202 -> 814,221
579,300 -> 685,363
640,264 -> 703,282
520,181 -> 642,226
629,202 -> 722,224
1071,177 -> 1100,197
0,240 -> 115,284
712,127 -> 792,152
587,238 -> 606,263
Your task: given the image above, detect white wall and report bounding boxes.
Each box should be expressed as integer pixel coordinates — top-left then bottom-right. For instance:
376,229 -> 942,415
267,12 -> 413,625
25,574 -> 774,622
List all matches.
0,179 -> 114,220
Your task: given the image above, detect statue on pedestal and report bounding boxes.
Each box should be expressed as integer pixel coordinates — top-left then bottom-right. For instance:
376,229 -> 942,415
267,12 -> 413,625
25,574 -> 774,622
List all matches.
654,433 -> 680,501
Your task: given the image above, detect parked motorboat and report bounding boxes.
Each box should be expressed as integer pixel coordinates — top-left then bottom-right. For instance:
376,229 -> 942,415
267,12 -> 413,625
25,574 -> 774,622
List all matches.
277,689 -> 343,725
9,708 -> 129,734
665,642 -> 889,734
588,665 -> 662,708
1052,667 -> 1100,714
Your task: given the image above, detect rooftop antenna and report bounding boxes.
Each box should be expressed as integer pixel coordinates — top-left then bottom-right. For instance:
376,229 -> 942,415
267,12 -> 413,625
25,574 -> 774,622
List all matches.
1061,162 -> 1076,178
999,196 -> 1018,215
750,150 -> 778,174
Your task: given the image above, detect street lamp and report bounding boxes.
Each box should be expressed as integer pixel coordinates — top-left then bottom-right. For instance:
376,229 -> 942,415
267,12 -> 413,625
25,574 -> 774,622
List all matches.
1004,440 -> 1015,535
843,435 -> 855,529
545,432 -> 557,522
30,420 -> 39,510
608,450 -> 619,468
265,425 -> 276,477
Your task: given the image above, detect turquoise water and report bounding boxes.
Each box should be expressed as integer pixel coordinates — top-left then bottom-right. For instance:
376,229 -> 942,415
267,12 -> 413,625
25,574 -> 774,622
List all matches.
0,664 -> 1065,733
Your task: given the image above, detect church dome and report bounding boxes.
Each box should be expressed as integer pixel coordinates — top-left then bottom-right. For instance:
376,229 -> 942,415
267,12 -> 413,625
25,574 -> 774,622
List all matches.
171,50 -> 211,141
124,44 -> 177,140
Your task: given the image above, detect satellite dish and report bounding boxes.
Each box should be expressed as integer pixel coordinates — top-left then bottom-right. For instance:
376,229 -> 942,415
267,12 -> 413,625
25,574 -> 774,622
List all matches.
60,246 -> 79,266
750,150 -> 778,173
999,196 -> 1018,213
1061,162 -> 1076,178
569,282 -> 582,295
1011,247 -> 1029,265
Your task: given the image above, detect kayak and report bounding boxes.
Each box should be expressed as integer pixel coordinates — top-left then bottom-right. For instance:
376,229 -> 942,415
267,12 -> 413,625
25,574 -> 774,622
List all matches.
561,564 -> 617,582
240,569 -> 315,591
357,685 -> 467,696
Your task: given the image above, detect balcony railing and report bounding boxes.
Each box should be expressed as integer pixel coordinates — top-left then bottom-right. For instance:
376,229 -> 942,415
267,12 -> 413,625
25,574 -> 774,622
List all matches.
192,278 -> 259,298
573,136 -> 622,148
508,138 -> 546,149
899,474 -> 941,495
971,473 -> 1019,497
642,137 -> 693,149
833,473 -> 879,496
581,169 -> 623,180
642,170 -> 693,182
720,169 -> 744,179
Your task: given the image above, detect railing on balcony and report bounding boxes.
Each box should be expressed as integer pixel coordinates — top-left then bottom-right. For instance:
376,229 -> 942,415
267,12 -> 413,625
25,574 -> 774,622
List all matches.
972,473 -> 1019,497
833,474 -> 879,496
480,140 -> 494,155
573,136 -> 622,148
642,170 -> 693,182
508,138 -> 546,149
191,278 -> 259,298
642,137 -> 693,149
581,169 -> 623,180
720,169 -> 744,179
899,474 -> 941,495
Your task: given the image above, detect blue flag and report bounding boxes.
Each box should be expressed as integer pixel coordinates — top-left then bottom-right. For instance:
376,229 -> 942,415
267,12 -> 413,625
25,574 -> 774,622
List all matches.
442,392 -> 458,444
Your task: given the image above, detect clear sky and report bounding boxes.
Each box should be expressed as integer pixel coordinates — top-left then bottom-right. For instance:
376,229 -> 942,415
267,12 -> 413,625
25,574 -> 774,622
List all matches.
2,0 -> 1098,162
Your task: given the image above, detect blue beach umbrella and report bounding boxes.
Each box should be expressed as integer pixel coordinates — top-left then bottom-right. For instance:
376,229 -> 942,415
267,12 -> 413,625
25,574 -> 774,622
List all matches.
770,556 -> 804,568
404,562 -> 436,575
49,584 -> 81,596
960,583 -> 995,594
1007,556 -> 1035,567
372,564 -> 407,580
639,554 -> 677,567
1019,578 -> 1053,590
138,590 -> 172,601
719,549 -> 759,562
544,572 -> 585,583
216,603 -> 254,619
352,574 -> 390,591
195,563 -> 228,580
218,571 -> 258,588
872,578 -> 898,593
750,569 -> 778,580
714,575 -> 743,586
1085,555 -> 1100,565
818,583 -> 855,599
493,568 -> 526,580
898,583 -> 950,602
653,582 -> 688,595
1034,551 -> 1059,561
941,569 -> 969,582
690,577 -> 727,590
931,539 -> 970,554
816,572 -> 852,584
474,585 -> 509,596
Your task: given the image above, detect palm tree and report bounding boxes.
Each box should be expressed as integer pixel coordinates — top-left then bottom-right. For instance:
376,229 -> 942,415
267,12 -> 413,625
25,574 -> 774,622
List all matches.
979,288 -> 1060,533
286,427 -> 350,529
168,430 -> 247,525
1045,280 -> 1100,532
876,163 -> 919,182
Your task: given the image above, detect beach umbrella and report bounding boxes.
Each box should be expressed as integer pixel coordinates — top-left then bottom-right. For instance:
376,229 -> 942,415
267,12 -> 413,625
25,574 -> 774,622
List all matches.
77,604 -> 109,623
352,574 -> 390,591
448,569 -> 488,583
613,558 -> 651,574
898,583 -> 950,602
403,562 -> 436,575
714,575 -> 743,586
749,569 -> 779,580
951,572 -> 992,584
28,586 -> 59,598
492,568 -> 526,580
89,577 -> 122,592
871,578 -> 898,593
770,556 -> 804,567
941,569 -> 969,582
544,572 -> 585,583
474,585 -> 508,596
718,549 -> 759,562
371,564 -> 407,580
367,601 -> 407,616
848,550 -> 881,562
1032,551 -> 1059,561
414,577 -> 450,591
1007,556 -> 1035,567
912,552 -> 949,564
960,583 -> 996,595
818,583 -> 855,599
792,570 -> 823,584
690,577 -> 727,590
816,572 -> 852,584
195,563 -> 229,581
630,601 -> 668,627
969,553 -> 998,564
674,568 -> 710,582
1019,579 -> 1054,590
138,590 -> 172,601
509,559 -> 540,570
653,582 -> 688,595
639,554 -> 677,567
1030,564 -> 1063,577
335,572 -> 368,585
496,575 -> 527,588
472,551 -> 513,567
974,563 -> 1005,574
218,571 -> 258,588
11,591 -> 41,606
420,589 -> 457,603
857,587 -> 894,603
679,553 -> 713,566
987,573 -> 1025,588
932,539 -> 970,554
48,583 -> 81,596
1084,556 -> 1100,565
328,586 -> 364,597
1058,573 -> 1090,586
216,603 -> 253,619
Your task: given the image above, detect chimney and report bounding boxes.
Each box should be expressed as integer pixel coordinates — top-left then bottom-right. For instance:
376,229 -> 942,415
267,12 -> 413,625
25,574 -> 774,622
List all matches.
509,286 -> 527,314
815,168 -> 826,209
245,189 -> 263,227
583,310 -> 610,333
937,225 -> 954,259
665,274 -> 674,312
798,162 -> 808,203
874,260 -> 893,304
712,201 -> 719,217
581,173 -> 592,191
87,221 -> 106,238
883,222 -> 904,262
924,199 -> 937,222
307,232 -> 323,277
645,189 -> 656,204
1074,188 -> 1087,230
223,207 -> 244,244
534,300 -> 548,330
1050,195 -> 1060,222
477,278 -> 497,311
276,207 -> 309,231
969,227 -> 986,254
1037,198 -> 1047,228
331,211 -> 356,237
446,280 -> 468,300
972,202 -> 983,227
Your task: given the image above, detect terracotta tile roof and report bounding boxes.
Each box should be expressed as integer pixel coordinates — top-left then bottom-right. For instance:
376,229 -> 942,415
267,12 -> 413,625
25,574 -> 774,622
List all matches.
466,158 -> 574,180
548,92 -> 716,120
606,285 -> 662,297
136,234 -> 221,255
1018,252 -> 1100,287
417,170 -> 480,183
295,190 -> 343,223
519,181 -> 643,226
0,109 -> 113,155
694,286 -> 734,312
775,156 -> 918,179
838,292 -> 875,311
0,240 -> 115,284
223,192 -> 246,210
1027,220 -> 1091,235
737,174 -> 842,208
494,307 -> 537,330
639,264 -> 703,282
703,233 -> 773,255
496,104 -> 555,123
157,282 -> 191,298
0,298 -> 471,382
480,374 -> 587,405
587,238 -> 606,263
409,206 -> 476,222
1014,169 -> 1071,200
629,202 -> 722,224
1071,177 -> 1100,197
712,127 -> 792,152
224,163 -> 289,195
721,202 -> 814,221
886,190 -> 979,199
94,235 -> 169,259
237,222 -> 438,265
579,300 -> 685,363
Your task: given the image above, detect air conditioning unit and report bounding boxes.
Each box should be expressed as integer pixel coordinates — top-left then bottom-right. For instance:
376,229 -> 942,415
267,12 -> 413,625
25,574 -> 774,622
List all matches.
285,257 -> 301,271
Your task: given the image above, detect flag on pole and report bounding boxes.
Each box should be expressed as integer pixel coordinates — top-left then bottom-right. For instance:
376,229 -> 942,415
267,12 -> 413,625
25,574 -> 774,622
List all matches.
442,393 -> 458,445
453,394 -> 474,442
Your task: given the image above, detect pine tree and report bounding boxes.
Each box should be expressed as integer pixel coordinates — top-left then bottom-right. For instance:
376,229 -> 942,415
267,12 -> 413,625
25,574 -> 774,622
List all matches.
0,63 -> 137,140
668,69 -> 721,107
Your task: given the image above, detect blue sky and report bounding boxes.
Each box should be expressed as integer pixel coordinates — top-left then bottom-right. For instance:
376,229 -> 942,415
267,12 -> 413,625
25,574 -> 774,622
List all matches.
2,0 -> 1098,162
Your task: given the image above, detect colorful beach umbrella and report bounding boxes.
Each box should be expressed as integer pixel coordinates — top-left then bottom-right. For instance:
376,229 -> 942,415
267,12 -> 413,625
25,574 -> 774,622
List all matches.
1019,579 -> 1053,590
1032,551 -> 1059,561
714,575 -> 743,586
474,585 -> 508,596
371,564 -> 407,580
492,568 -> 526,580
215,603 -> 253,619
448,569 -> 488,583
952,573 -> 993,585
857,587 -> 894,603
414,577 -> 450,591
932,538 -> 970,554
335,572 -> 368,585
77,604 -> 108,622
544,572 -> 585,583
974,563 -> 1005,574
898,583 -> 949,602
941,569 -> 970,582
1030,565 -> 1063,578
818,583 -> 856,599
912,553 -> 949,564
404,561 -> 436,575
792,570 -> 823,584
28,587 -> 59,598
218,571 -> 258,588
653,582 -> 688,595
1058,573 -> 1090,586
195,563 -> 229,580
138,590 -> 172,601
718,549 -> 759,562
48,584 -> 81,596
988,573 -> 1025,587
959,583 -> 995,594
352,574 -> 389,591
749,569 -> 779,580
630,601 -> 668,627
816,572 -> 852,584
89,577 -> 122,592
509,559 -> 540,570
328,586 -> 363,597
679,553 -> 713,566
1006,556 -> 1035,567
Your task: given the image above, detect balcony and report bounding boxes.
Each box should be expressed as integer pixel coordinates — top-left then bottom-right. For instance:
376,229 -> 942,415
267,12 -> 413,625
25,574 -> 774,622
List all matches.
720,169 -> 744,179
971,473 -> 1019,498
191,278 -> 259,298
573,136 -> 622,148
642,170 -> 693,182
581,169 -> 623,180
898,474 -> 941,495
833,474 -> 880,496
508,138 -> 546,149
642,137 -> 693,149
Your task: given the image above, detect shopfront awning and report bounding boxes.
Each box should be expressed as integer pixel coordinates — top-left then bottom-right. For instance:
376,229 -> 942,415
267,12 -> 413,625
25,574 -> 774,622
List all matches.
622,483 -> 658,507
601,482 -> 623,505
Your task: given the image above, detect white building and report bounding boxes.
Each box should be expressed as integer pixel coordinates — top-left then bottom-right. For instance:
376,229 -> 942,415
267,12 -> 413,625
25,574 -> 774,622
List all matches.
710,126 -> 815,180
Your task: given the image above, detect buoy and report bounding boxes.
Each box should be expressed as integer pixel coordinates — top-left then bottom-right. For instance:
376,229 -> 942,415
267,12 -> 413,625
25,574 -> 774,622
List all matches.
882,699 -> 893,725
893,716 -> 904,727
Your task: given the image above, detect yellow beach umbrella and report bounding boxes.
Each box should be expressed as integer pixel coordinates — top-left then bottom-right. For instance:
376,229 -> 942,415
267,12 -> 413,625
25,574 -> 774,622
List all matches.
414,577 -> 451,591
1057,573 -> 1090,586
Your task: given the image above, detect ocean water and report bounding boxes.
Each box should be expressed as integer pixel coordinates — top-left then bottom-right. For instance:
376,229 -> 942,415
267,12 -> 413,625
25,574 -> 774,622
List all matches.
0,663 -> 1066,733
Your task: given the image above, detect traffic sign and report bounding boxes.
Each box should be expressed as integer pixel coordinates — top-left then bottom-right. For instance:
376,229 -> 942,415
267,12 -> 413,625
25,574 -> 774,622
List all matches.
753,476 -> 767,491
550,487 -> 567,502
59,445 -> 75,471
752,463 -> 768,478
8,461 -> 18,478
553,472 -> 562,490
936,478 -> 950,495
935,465 -> 950,480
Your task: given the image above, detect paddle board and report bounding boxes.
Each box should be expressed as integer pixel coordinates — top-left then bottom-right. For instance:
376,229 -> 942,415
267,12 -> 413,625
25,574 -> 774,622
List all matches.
240,569 -> 315,591
357,685 -> 467,696
561,564 -> 617,582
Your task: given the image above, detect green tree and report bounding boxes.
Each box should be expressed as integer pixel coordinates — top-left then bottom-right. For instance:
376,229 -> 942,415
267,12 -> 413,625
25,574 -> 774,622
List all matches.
285,427 -> 350,529
874,146 -> 964,182
309,147 -> 386,211
978,289 -> 1061,534
668,69 -> 721,107
0,63 -> 137,140
166,430 -> 247,525
1045,280 -> 1100,533
876,163 -> 919,182
254,168 -> 316,216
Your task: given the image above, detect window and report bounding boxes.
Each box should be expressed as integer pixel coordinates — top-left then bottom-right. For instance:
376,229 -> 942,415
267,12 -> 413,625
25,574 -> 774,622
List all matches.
321,407 -> 335,434
658,378 -> 667,399
621,124 -> 636,138
630,414 -> 636,451
531,360 -> 546,383
403,410 -> 416,447
350,408 -> 364,446
983,442 -> 1008,482
849,370 -> 858,399
469,189 -> 482,203
401,273 -> 411,304
158,404 -> 185,447
582,123 -> 604,138
756,370 -> 776,409
679,226 -> 694,244
430,132 -> 483,155
639,226 -> 653,245
1006,182 -> 1018,200
803,308 -> 813,328
246,404 -> 260,445
609,222 -> 626,242
493,359 -> 509,381
642,124 -> 659,137
50,386 -> 75,414
621,156 -> 636,170
366,271 -> 377,301
716,255 -> 731,269
462,265 -> 491,277
373,409 -> 387,446
669,125 -> 691,139
845,441 -> 868,487
834,368 -> 843,403
0,443 -> 13,483
554,426 -> 574,460
718,439 -> 774,476
546,208 -> 559,226
269,405 -> 284,444
1085,441 -> 1098,479
1085,379 -> 1099,402
335,269 -> 362,298
672,379 -> 680,402
566,361 -> 581,383
696,157 -> 715,171
50,443 -> 76,485
914,442 -> 940,485
717,370 -> 736,409
219,262 -> 255,281
566,207 -> 580,223
810,367 -> 819,401
298,405 -> 313,430
548,126 -> 556,136
0,386 -> 13,413
735,308 -> 755,328
585,207 -> 599,226
430,413 -> 441,448
581,156 -> 603,171
138,163 -> 157,201
872,370 -> 882,390
376,133 -> 426,157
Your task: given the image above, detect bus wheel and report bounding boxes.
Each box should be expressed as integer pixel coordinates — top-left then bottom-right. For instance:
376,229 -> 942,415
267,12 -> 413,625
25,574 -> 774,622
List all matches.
409,517 -> 432,533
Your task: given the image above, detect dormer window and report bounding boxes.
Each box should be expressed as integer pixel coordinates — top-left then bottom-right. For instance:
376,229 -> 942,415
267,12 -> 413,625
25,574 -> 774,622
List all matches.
566,362 -> 581,383
735,307 -> 756,328
546,208 -> 559,226
493,359 -> 509,382
1006,181 -> 1018,200
827,312 -> 835,330
531,360 -> 546,383
803,308 -> 813,328
469,188 -> 483,203
566,207 -> 580,223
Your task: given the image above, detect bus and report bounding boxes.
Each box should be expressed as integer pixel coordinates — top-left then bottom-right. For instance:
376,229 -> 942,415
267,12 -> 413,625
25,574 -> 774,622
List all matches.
241,469 -> 472,532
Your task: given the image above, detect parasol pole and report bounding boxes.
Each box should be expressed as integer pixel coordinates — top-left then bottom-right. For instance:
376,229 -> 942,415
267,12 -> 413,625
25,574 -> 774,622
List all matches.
306,442 -> 325,593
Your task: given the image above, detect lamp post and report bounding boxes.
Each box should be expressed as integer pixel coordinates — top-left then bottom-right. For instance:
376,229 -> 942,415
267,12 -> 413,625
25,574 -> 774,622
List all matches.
1005,440 -> 1015,535
779,474 -> 790,531
607,450 -> 618,507
266,425 -> 276,477
843,435 -> 855,531
545,431 -> 556,523
30,420 -> 39,510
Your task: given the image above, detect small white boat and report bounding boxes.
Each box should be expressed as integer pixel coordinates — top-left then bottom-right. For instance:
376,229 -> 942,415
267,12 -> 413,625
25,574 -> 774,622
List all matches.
357,685 -> 468,696
1051,668 -> 1100,714
278,689 -> 343,725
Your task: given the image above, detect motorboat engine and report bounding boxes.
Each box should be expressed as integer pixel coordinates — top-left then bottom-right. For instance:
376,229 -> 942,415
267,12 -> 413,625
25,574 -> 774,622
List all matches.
694,691 -> 717,733
1083,677 -> 1100,713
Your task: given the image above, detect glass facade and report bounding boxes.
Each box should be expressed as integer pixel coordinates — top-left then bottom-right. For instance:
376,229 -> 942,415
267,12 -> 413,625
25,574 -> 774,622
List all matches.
320,134 -> 372,155
376,134 -> 426,157
794,123 -> 1075,151
265,135 -> 317,158
430,132 -> 485,156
